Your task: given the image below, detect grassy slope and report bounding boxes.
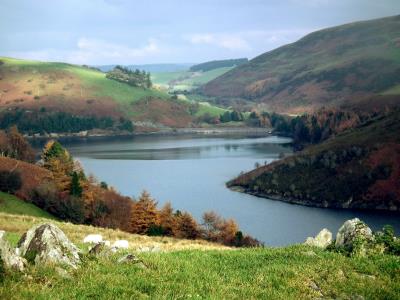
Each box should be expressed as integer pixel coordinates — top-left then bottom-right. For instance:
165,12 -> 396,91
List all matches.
0,57 -> 229,127
0,212 -> 399,299
0,192 -> 55,219
201,15 -> 400,113
152,67 -> 233,91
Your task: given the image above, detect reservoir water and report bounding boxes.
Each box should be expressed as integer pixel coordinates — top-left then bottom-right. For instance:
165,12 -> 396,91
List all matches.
61,134 -> 400,246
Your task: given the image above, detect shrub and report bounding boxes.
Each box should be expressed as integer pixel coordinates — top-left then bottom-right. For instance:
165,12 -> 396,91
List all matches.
0,171 -> 22,193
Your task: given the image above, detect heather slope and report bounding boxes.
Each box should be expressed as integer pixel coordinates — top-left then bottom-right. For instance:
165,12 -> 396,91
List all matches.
201,15 -> 400,113
228,110 -> 400,210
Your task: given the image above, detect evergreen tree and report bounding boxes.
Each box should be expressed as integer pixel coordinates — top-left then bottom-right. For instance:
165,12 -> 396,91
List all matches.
70,171 -> 83,197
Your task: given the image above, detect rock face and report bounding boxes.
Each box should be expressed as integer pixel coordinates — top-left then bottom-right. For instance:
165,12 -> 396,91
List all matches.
17,223 -> 81,269
0,231 -> 26,272
335,218 -> 373,248
305,228 -> 332,248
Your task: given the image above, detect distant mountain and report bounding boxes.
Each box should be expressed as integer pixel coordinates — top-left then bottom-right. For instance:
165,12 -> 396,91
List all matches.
201,15 -> 400,113
97,63 -> 194,73
189,58 -> 248,72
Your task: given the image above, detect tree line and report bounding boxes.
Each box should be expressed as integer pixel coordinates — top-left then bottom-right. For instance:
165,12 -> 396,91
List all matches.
106,66 -> 152,88
0,109 -> 134,134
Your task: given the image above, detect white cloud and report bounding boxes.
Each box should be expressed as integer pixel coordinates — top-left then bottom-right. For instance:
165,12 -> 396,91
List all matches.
186,33 -> 251,51
185,28 -> 313,54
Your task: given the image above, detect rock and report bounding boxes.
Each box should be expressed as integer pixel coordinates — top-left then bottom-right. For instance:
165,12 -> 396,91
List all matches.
83,234 -> 103,244
305,228 -> 332,249
118,254 -> 147,269
0,231 -> 27,272
302,250 -> 317,257
17,223 -> 81,269
335,218 -> 373,248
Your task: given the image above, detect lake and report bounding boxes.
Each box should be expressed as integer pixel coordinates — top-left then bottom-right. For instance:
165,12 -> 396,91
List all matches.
60,134 -> 400,246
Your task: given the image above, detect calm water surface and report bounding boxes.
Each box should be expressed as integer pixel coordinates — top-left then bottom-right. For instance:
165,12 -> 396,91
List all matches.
62,135 -> 400,246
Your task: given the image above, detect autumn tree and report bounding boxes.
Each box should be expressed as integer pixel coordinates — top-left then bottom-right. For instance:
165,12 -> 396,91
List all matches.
159,202 -> 177,236
0,127 -> 34,162
130,190 -> 160,234
42,140 -> 74,191
176,211 -> 199,239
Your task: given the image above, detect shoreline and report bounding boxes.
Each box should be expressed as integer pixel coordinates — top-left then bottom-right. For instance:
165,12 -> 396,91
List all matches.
228,185 -> 400,213
25,127 -> 274,140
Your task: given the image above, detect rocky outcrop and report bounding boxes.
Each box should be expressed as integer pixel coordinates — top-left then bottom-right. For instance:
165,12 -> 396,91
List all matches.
305,228 -> 332,249
0,231 -> 26,272
335,218 -> 373,248
17,223 -> 81,269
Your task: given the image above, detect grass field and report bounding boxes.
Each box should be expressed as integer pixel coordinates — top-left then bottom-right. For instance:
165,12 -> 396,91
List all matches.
152,67 -> 233,92
0,211 -> 399,299
0,192 -> 55,219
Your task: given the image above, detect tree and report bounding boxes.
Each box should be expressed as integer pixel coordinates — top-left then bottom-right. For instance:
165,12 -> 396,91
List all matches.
130,191 -> 159,234
70,171 -> 83,197
176,212 -> 199,239
159,202 -> 177,236
0,171 -> 22,193
0,127 -> 34,162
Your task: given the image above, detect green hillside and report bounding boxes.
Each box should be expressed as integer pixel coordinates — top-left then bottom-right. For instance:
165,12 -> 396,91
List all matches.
0,57 -> 227,130
0,192 -> 55,219
201,15 -> 400,113
152,67 -> 234,92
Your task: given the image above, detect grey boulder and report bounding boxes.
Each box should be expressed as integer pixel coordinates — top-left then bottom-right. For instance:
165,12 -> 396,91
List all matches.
305,228 -> 332,249
335,218 -> 373,249
0,231 -> 27,272
17,223 -> 81,269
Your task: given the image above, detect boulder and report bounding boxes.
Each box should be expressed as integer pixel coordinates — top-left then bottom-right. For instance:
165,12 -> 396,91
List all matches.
0,231 -> 26,272
305,228 -> 332,249
17,223 -> 81,269
335,218 -> 373,248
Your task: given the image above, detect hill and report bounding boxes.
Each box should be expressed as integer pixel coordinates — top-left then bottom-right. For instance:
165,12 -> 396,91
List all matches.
0,192 -> 55,219
200,15 -> 400,113
228,109 -> 400,211
189,58 -> 248,72
1,212 -> 399,299
0,57 -> 226,131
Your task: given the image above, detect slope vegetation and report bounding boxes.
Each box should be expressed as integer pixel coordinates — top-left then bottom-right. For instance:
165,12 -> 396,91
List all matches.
228,110 -> 400,210
201,15 -> 400,113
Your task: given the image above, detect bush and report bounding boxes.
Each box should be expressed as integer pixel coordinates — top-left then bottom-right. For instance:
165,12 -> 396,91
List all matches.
0,171 -> 22,193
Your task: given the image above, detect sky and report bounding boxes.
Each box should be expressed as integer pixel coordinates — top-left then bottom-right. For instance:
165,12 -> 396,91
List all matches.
0,0 -> 399,65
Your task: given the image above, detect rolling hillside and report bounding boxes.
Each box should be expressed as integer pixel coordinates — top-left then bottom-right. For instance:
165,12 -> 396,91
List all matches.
0,57 -> 226,130
201,15 -> 400,113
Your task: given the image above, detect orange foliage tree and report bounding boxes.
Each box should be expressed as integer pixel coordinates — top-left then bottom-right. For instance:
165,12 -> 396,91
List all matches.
130,190 -> 160,234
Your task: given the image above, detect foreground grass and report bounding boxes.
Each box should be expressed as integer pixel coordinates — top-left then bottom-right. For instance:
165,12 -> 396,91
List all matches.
0,192 -> 55,220
1,245 -> 399,299
0,212 -> 228,251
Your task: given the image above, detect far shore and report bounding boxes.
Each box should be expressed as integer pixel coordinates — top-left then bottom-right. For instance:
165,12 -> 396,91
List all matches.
25,126 -> 275,140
